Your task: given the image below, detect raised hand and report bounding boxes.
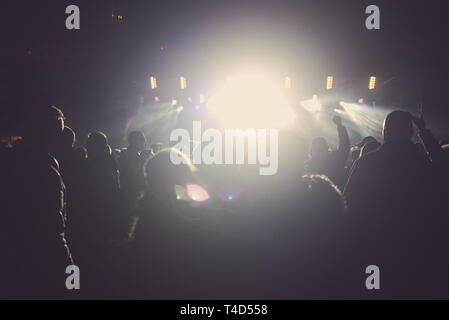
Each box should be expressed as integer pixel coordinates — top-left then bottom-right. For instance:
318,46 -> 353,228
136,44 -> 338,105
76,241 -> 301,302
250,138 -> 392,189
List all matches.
333,115 -> 343,127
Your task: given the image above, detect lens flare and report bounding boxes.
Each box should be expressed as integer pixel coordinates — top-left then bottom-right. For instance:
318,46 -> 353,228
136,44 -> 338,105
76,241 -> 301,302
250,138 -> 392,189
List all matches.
174,184 -> 190,201
186,184 -> 210,202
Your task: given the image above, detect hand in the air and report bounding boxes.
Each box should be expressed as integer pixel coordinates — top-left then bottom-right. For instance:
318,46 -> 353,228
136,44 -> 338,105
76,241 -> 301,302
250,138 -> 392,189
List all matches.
333,115 -> 343,127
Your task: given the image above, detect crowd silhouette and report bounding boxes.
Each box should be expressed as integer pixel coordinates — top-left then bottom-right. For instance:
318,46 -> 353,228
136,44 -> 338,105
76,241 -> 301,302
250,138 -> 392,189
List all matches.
0,105 -> 448,299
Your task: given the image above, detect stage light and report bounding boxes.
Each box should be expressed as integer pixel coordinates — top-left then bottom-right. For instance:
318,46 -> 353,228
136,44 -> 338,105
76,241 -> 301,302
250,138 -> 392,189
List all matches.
369,76 -> 377,90
358,98 -> 365,104
199,94 -> 206,104
180,76 -> 187,89
154,96 -> 160,102
339,101 -> 389,141
300,95 -> 322,113
172,99 -> 178,106
176,106 -> 184,113
285,76 -> 292,89
150,76 -> 157,89
207,73 -> 296,128
326,76 -> 334,90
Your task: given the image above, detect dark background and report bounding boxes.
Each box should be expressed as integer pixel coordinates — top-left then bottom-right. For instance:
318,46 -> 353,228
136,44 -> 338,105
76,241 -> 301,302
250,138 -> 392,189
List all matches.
1,0 -> 448,143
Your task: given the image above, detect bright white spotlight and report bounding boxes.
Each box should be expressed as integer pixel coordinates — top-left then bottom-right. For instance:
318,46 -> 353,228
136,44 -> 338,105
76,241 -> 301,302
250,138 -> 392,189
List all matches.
176,106 -> 184,113
207,73 -> 296,128
300,95 -> 322,113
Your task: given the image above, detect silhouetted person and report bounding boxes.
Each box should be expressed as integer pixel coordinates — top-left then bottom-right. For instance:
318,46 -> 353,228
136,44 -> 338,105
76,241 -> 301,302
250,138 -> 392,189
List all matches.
257,173 -> 356,299
69,131 -> 119,298
412,114 -> 449,247
54,126 -> 78,192
54,127 -> 88,256
351,136 -> 378,161
344,110 -> 444,298
0,106 -> 72,299
74,146 -> 87,161
55,126 -> 76,161
85,131 -> 120,192
82,131 -> 119,240
413,115 -> 446,168
118,131 -> 148,212
124,148 -> 234,299
360,140 -> 381,157
306,115 -> 350,188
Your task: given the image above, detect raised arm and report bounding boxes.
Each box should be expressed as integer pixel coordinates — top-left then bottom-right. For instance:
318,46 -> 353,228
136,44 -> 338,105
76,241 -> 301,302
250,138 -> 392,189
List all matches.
332,116 -> 351,167
412,115 -> 444,165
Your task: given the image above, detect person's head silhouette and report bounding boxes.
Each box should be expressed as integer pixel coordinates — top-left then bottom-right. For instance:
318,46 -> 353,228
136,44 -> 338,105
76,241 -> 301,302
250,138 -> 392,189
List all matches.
383,110 -> 413,143
23,106 -> 65,152
60,126 -> 76,150
358,136 -> 377,148
360,140 -> 381,157
128,131 -> 146,152
145,148 -> 197,206
87,131 -> 108,159
150,143 -> 163,155
310,137 -> 330,159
